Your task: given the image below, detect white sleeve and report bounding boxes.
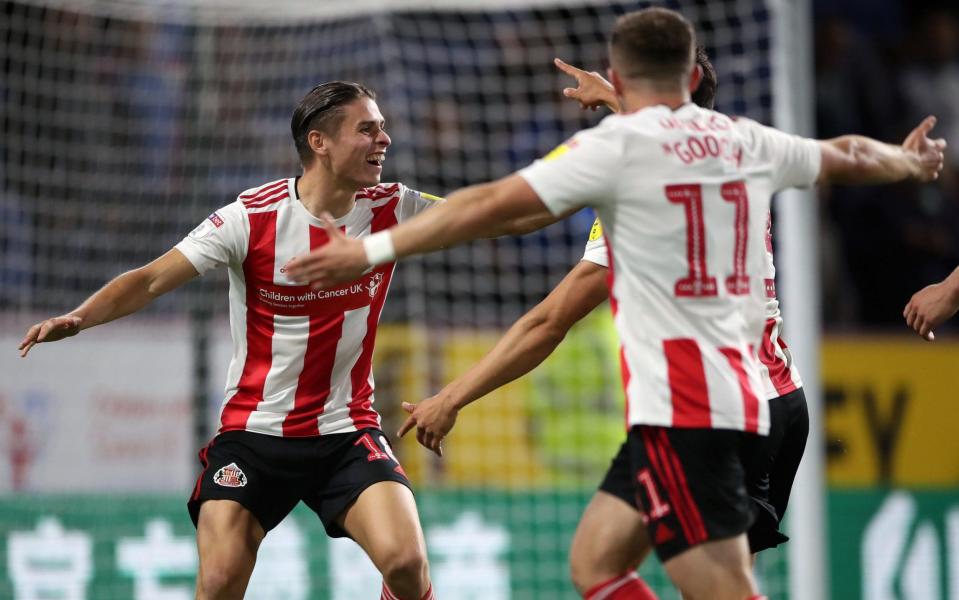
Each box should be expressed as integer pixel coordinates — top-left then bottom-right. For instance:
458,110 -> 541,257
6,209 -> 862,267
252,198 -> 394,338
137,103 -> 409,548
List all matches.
396,185 -> 444,222
518,121 -> 623,216
581,217 -> 608,267
742,119 -> 822,190
174,200 -> 248,275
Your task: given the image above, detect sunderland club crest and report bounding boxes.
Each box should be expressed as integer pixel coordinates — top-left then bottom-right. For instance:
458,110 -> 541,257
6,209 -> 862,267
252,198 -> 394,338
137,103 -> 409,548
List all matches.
213,462 -> 247,487
367,272 -> 384,297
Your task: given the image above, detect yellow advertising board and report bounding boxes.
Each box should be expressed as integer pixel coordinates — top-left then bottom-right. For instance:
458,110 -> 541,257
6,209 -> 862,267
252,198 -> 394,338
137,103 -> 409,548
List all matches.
377,326 -> 959,488
373,310 -> 626,489
823,337 -> 959,485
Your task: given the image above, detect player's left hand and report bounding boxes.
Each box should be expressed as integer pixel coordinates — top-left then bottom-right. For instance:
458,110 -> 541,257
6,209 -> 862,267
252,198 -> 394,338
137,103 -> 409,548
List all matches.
285,213 -> 369,289
901,115 -> 947,183
397,395 -> 460,457
903,279 -> 959,341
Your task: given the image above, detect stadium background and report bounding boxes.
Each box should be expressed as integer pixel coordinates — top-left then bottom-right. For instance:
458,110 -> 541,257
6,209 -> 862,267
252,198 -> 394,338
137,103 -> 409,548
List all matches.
1,0 -> 957,598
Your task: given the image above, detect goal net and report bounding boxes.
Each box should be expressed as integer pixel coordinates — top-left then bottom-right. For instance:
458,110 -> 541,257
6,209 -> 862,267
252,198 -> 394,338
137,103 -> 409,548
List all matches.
0,1 -> 790,598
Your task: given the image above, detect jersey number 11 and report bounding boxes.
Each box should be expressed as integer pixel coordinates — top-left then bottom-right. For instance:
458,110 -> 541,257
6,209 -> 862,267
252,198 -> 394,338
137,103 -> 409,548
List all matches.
666,181 -> 750,298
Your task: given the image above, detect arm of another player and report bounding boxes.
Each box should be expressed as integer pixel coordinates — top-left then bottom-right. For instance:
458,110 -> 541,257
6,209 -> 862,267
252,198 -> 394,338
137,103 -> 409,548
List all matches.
478,58 -> 622,237
287,174 -> 574,288
817,116 -> 946,185
554,58 -> 621,113
18,249 -> 199,357
903,265 -> 959,341
398,259 -> 610,455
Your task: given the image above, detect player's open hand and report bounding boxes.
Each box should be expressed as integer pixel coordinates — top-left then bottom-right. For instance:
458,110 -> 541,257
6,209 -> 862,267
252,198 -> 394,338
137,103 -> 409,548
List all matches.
18,315 -> 82,357
397,395 -> 460,457
285,213 -> 369,289
554,58 -> 620,113
902,116 -> 947,183
903,279 -> 959,341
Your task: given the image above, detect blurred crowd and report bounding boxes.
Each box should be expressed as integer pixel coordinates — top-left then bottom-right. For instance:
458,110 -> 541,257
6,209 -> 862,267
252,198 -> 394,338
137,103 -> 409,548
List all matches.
814,0 -> 959,328
1,0 -> 958,331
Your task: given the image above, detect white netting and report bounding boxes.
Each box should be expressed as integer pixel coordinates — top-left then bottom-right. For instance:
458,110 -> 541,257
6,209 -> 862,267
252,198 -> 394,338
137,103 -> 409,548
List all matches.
1,0 -> 774,323
0,0 -> 788,598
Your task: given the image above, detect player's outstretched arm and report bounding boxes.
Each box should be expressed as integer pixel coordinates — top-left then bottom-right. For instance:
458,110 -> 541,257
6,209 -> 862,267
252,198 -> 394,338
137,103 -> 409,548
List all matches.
18,249 -> 198,357
398,260 -> 609,455
554,58 -> 621,113
287,174 -> 572,288
817,116 -> 946,185
903,265 -> 959,341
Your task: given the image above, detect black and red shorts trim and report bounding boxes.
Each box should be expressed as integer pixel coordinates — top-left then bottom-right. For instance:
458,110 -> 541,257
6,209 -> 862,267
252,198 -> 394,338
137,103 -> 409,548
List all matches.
627,425 -> 756,562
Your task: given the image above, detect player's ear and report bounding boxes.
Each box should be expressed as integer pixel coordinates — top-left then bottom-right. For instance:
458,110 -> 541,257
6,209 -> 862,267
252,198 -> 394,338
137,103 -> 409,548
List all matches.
308,129 -> 329,158
608,67 -> 625,97
689,64 -> 704,96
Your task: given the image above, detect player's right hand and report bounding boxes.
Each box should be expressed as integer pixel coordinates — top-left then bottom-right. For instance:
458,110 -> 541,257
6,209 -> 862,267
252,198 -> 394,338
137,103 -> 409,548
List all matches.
554,58 -> 620,113
397,394 -> 459,457
903,279 -> 959,341
902,115 -> 947,183
18,315 -> 82,357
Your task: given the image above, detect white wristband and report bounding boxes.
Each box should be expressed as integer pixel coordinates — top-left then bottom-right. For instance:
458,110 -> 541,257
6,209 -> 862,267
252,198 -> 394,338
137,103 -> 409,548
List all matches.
363,231 -> 396,266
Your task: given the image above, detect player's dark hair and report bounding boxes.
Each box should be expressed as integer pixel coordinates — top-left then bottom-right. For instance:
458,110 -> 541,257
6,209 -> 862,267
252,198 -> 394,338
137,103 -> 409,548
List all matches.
291,81 -> 376,165
691,45 -> 717,109
609,8 -> 696,87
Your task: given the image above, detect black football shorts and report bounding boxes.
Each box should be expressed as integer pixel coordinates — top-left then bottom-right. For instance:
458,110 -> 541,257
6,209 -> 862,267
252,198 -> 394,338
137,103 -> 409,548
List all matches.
626,425 -> 757,562
188,428 -> 412,537
599,387 -> 807,556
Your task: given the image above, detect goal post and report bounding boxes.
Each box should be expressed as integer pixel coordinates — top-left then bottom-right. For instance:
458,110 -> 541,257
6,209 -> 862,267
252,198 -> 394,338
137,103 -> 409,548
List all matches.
770,0 -> 827,599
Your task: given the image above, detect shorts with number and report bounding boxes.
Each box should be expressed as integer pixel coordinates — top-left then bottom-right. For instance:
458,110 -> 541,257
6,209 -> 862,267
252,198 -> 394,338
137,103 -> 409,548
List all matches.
627,425 -> 757,562
600,388 -> 808,555
187,428 -> 412,537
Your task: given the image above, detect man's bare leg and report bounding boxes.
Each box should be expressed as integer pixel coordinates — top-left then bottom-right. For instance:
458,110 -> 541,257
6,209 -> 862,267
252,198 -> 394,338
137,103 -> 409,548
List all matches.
569,491 -> 652,595
663,534 -> 757,600
339,481 -> 431,600
195,500 -> 266,600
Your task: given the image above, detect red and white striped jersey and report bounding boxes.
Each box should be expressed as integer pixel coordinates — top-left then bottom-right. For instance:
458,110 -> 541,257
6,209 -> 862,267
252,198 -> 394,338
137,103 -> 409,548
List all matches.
582,216 -> 802,402
521,104 -> 820,434
175,178 -> 437,437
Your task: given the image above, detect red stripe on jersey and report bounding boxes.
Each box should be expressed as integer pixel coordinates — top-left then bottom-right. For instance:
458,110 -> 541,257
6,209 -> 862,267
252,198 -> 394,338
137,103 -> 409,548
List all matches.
641,427 -> 697,546
760,319 -> 797,396
719,347 -> 760,433
604,233 -> 632,428
657,428 -> 708,544
663,339 -> 712,428
348,198 -> 399,429
357,183 -> 400,201
282,226 -> 345,437
220,211 -> 278,432
242,191 -> 286,208
240,179 -> 287,201
244,196 -> 290,210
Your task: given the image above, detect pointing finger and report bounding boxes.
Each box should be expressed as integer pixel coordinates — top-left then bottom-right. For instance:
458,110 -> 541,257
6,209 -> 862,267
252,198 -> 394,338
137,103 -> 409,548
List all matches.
20,340 -> 36,358
398,416 -> 416,437
918,115 -> 937,136
19,324 -> 40,350
554,57 -> 584,79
